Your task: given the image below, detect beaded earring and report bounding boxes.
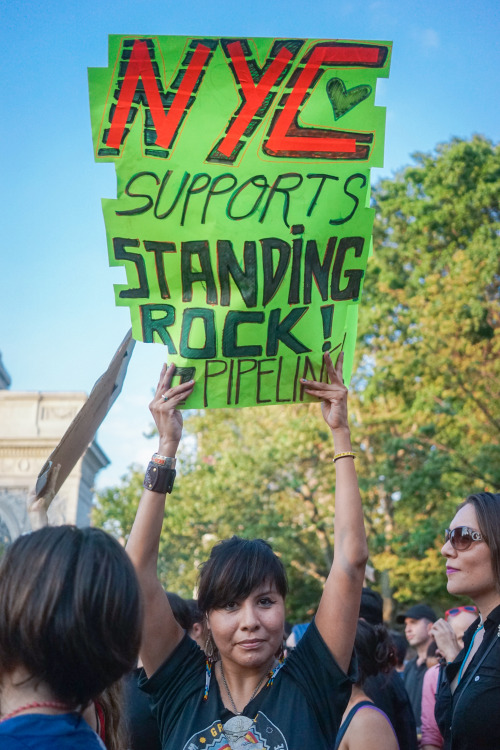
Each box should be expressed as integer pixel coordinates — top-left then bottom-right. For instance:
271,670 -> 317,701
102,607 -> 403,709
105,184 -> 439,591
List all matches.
203,631 -> 218,701
267,643 -> 286,687
205,632 -> 217,662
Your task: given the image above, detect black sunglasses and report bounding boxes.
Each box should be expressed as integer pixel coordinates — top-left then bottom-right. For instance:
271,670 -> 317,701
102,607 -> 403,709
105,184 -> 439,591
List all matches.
444,526 -> 484,551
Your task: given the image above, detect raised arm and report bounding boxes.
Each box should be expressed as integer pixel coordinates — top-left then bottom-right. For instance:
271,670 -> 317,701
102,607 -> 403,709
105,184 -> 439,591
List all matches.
301,351 -> 368,673
126,363 -> 195,677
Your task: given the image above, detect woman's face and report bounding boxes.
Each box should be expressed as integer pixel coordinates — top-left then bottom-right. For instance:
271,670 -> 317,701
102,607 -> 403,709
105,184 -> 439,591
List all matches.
208,582 -> 285,671
448,610 -> 478,650
441,503 -> 496,606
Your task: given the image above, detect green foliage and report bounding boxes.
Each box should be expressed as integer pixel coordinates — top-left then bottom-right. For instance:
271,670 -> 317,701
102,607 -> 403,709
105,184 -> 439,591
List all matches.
354,135 -> 500,616
93,464 -> 145,541
95,404 -> 337,621
94,136 -> 500,623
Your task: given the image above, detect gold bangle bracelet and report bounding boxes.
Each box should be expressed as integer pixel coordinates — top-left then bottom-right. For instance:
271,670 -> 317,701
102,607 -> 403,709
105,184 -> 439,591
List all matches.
333,451 -> 356,462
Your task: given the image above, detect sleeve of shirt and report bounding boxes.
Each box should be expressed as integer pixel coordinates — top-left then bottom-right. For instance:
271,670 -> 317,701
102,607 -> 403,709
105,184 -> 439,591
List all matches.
138,634 -> 206,743
283,618 -> 357,743
420,664 -> 443,748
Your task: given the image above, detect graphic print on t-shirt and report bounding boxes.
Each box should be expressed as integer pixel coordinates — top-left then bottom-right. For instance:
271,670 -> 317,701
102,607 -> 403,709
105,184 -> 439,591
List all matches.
182,712 -> 289,750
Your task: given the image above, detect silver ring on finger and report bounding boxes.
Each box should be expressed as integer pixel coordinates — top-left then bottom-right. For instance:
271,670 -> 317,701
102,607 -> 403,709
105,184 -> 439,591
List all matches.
162,393 -> 169,402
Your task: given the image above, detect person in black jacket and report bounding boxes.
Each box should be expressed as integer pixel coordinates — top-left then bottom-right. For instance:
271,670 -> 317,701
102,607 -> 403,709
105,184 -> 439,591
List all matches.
435,492 -> 500,750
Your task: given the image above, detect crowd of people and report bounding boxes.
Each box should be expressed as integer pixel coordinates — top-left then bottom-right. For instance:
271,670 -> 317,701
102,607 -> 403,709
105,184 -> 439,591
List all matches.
0,351 -> 499,749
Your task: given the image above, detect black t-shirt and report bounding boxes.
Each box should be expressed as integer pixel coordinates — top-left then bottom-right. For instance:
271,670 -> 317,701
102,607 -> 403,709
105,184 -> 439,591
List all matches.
139,619 -> 356,750
123,668 -> 162,750
435,604 -> 500,750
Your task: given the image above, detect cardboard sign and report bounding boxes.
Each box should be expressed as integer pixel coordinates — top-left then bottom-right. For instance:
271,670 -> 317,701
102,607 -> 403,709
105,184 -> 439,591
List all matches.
89,36 -> 391,408
35,330 -> 135,505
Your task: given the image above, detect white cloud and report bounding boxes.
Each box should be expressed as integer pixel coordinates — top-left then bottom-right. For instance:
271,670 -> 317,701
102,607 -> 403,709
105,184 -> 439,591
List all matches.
415,27 -> 440,49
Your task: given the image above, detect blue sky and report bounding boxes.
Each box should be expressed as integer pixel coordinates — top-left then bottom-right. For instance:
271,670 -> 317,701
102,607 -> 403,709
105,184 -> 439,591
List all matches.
1,0 -> 499,489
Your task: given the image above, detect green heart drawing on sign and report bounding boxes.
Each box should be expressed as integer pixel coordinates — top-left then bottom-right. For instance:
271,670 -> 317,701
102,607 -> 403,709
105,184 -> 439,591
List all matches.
326,78 -> 372,120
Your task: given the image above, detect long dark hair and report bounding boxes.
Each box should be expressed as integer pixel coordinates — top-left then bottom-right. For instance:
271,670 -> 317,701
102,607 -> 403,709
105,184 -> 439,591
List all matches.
198,536 -> 288,613
458,493 -> 500,591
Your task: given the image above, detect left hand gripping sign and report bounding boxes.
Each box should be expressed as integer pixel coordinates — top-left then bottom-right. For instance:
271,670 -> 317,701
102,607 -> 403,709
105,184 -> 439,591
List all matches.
88,36 -> 392,409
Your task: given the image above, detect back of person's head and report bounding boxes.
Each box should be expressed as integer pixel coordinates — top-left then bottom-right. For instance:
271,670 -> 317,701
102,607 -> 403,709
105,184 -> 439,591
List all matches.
388,629 -> 408,669
185,598 -> 207,649
359,587 -> 383,625
197,536 -> 288,614
167,592 -> 193,631
0,525 -> 142,707
459,492 -> 500,589
185,598 -> 204,625
354,619 -> 396,687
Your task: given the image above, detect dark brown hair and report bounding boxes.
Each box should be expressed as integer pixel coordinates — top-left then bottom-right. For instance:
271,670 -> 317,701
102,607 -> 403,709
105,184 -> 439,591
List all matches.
458,492 -> 500,590
167,591 -> 193,631
354,620 -> 396,686
0,525 -> 142,707
197,536 -> 288,614
185,598 -> 204,625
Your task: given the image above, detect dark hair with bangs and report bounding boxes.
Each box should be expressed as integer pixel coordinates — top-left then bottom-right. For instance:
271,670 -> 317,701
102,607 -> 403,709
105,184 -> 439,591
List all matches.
458,492 -> 500,590
197,536 -> 288,614
0,525 -> 142,708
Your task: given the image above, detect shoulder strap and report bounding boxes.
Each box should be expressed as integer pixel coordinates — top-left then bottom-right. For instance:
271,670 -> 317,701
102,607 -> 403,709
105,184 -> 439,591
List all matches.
334,701 -> 375,750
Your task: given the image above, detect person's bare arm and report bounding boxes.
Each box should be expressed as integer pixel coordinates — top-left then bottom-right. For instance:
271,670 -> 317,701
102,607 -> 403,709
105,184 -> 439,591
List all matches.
339,706 -> 399,750
302,352 -> 368,673
126,364 -> 194,677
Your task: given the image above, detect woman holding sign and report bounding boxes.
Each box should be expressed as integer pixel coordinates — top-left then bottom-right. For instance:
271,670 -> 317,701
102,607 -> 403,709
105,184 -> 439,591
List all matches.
126,351 -> 367,750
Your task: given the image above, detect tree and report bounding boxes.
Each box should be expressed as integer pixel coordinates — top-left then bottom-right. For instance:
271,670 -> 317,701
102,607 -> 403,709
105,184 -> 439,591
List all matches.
94,403 -> 342,622
353,135 -> 500,615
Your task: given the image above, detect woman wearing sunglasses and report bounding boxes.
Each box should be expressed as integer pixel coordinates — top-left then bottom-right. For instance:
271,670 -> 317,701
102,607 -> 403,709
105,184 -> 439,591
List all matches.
434,492 -> 500,750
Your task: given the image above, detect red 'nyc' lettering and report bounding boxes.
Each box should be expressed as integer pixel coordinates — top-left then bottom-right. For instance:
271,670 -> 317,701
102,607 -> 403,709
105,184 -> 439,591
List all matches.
263,42 -> 388,159
104,39 -> 213,152
208,40 -> 300,163
100,38 -> 388,160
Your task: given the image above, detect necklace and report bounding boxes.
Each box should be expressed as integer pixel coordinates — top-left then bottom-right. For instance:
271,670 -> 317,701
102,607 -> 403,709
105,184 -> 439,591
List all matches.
220,661 -> 269,715
457,622 -> 484,685
0,700 -> 71,724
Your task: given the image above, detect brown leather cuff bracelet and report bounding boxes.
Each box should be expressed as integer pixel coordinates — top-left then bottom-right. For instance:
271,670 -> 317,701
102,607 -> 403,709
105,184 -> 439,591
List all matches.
143,461 -> 176,494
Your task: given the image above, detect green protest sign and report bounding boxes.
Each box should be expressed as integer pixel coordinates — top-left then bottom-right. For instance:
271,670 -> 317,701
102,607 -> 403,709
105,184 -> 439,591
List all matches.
88,36 -> 391,408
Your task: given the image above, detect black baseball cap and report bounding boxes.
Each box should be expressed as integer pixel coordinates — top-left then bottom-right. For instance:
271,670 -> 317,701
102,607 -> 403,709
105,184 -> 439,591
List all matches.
396,604 -> 437,624
359,588 -> 383,625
